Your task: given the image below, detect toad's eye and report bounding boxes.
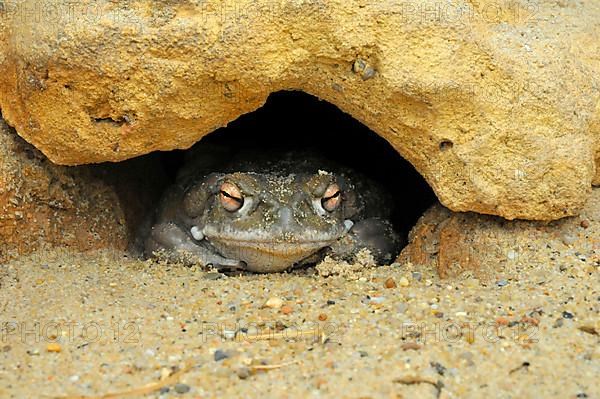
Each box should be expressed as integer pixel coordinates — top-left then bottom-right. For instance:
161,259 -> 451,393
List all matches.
321,183 -> 342,212
219,181 -> 244,212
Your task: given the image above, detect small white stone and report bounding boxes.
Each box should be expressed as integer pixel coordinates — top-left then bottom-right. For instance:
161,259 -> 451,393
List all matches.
369,296 -> 386,304
223,330 -> 236,340
264,297 -> 283,309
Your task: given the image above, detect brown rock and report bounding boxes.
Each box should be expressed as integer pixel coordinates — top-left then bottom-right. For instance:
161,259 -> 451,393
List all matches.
0,118 -> 164,263
384,277 -> 397,289
0,119 -> 128,262
399,187 -> 600,278
0,0 -> 598,220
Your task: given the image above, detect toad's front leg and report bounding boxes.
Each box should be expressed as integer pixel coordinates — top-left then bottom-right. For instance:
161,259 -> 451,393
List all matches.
145,222 -> 245,270
330,218 -> 402,264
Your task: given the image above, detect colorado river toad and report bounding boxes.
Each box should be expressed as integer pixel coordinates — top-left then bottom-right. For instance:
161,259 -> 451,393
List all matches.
145,147 -> 401,272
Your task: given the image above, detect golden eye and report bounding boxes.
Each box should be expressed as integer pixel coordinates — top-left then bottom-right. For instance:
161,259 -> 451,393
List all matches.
219,181 -> 244,212
321,183 -> 342,212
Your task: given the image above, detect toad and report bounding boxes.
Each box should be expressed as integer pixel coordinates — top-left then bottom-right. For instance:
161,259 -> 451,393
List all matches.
145,148 -> 401,272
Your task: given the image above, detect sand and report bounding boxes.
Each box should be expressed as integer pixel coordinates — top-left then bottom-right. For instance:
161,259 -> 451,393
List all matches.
0,197 -> 598,399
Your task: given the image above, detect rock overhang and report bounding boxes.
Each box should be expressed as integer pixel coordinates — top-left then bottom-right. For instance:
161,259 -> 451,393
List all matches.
0,0 -> 599,221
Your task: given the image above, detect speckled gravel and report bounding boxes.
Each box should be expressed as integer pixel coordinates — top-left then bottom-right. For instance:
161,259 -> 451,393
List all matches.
0,190 -> 598,398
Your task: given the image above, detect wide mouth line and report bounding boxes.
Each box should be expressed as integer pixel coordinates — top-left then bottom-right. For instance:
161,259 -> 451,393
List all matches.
208,237 -> 336,245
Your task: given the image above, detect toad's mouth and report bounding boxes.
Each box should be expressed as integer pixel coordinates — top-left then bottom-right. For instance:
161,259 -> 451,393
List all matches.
206,237 -> 338,272
196,221 -> 354,272
209,238 -> 336,252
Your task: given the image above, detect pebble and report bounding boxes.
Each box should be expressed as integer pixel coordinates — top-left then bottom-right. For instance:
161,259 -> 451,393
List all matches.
214,349 -> 229,361
465,331 -> 475,344
204,272 -> 223,280
580,220 -> 589,228
411,272 -> 422,281
69,375 -> 80,382
553,318 -> 564,328
401,342 -> 422,351
390,262 -> 402,268
507,249 -> 518,260
384,278 -> 397,288
362,66 -> 376,80
358,350 -> 369,357
222,329 -> 236,340
173,383 -> 190,394
318,313 -> 328,321
562,234 -> 576,246
2,345 -> 11,352
368,296 -> 386,304
562,311 -> 574,319
352,58 -> 377,80
46,343 -> 62,353
496,279 -> 509,287
264,297 -> 283,309
326,300 -> 336,305
281,305 -> 293,315
236,367 -> 250,379
399,277 -> 410,287
27,349 -> 40,356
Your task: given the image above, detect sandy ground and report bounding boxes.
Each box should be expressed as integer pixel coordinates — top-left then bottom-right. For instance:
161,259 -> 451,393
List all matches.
0,193 -> 598,399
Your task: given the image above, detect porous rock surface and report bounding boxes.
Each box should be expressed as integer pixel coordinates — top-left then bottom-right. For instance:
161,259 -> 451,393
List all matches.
0,0 -> 599,222
0,118 -> 128,263
399,187 -> 599,279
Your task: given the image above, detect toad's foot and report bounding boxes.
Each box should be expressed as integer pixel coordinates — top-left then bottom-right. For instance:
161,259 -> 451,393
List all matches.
145,222 -> 245,269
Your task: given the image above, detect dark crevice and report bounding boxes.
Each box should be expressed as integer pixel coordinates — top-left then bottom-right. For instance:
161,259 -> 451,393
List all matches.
439,140 -> 454,151
156,90 -> 436,239
91,116 -> 129,126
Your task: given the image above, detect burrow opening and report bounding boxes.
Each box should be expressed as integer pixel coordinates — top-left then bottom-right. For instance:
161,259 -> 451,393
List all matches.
149,90 -> 436,246
0,91 -> 437,262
